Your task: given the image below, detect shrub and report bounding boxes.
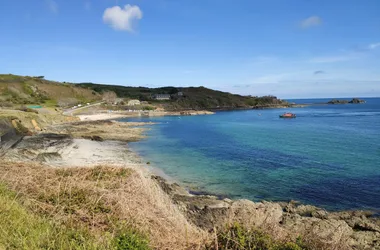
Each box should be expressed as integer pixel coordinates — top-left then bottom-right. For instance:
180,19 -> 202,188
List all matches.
12,120 -> 30,135
113,230 -> 150,250
142,106 -> 155,111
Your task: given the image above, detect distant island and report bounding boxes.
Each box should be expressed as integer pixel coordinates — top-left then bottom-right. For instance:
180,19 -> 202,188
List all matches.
327,98 -> 366,105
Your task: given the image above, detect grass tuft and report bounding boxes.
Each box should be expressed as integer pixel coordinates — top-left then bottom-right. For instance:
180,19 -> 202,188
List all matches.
0,184 -> 106,250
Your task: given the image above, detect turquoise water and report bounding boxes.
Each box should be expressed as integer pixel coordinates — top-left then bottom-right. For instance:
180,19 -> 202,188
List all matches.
122,98 -> 380,211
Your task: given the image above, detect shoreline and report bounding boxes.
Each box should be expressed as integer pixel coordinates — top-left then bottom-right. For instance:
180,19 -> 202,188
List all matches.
2,118 -> 380,249
76,110 -> 215,121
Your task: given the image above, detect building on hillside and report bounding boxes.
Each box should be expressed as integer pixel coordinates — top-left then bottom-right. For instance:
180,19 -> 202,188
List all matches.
127,99 -> 141,106
152,94 -> 171,100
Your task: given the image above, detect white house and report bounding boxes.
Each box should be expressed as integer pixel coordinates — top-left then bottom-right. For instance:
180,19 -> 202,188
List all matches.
152,94 -> 171,100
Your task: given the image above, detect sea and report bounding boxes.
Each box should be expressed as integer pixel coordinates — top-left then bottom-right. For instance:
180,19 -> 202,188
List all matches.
121,98 -> 380,212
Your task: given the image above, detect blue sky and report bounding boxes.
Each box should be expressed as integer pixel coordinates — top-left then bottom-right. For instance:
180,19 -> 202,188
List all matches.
0,0 -> 379,98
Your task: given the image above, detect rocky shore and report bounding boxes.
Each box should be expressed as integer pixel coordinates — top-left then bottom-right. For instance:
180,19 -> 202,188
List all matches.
1,119 -> 379,249
154,176 -> 380,249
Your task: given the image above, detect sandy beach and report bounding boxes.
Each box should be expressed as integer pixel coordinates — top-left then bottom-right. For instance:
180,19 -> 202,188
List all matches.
77,113 -> 134,121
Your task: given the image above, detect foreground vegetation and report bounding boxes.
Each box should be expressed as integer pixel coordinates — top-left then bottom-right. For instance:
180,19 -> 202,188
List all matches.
0,162 -> 204,249
0,160 -> 346,249
0,184 -> 109,249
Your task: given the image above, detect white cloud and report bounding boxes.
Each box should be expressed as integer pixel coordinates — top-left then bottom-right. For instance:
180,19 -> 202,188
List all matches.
45,0 -> 58,14
300,16 -> 322,28
368,43 -> 380,50
103,4 -> 143,32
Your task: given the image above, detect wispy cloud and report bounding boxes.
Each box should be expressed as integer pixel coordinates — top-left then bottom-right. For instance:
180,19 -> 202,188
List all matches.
45,0 -> 58,14
309,55 -> 353,63
250,56 -> 279,65
300,16 -> 322,28
368,43 -> 380,50
314,70 -> 325,75
84,1 -> 91,11
103,4 -> 143,32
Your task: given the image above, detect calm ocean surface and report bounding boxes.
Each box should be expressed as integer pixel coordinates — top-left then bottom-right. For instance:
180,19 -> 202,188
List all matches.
122,98 -> 380,211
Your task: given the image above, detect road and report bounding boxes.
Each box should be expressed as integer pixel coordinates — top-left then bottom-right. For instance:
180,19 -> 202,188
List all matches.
63,101 -> 105,116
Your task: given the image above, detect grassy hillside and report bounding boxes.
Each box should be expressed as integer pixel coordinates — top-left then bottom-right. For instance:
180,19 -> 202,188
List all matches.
78,83 -> 289,110
0,74 -> 101,107
0,74 -> 288,110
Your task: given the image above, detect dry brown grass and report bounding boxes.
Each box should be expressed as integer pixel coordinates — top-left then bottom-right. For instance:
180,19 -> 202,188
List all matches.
0,109 -> 79,131
46,120 -> 152,142
0,161 -> 209,249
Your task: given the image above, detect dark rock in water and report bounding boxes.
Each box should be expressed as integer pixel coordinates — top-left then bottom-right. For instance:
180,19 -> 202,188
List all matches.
327,99 -> 349,104
349,98 -> 366,104
327,98 -> 366,104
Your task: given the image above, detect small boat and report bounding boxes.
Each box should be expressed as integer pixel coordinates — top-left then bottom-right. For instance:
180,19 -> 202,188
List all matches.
279,112 -> 296,118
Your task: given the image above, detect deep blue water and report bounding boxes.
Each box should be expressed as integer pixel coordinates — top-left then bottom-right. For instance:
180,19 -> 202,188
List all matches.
122,98 -> 380,211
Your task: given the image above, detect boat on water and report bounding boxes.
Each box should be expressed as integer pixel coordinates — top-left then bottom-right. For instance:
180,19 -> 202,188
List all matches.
279,112 -> 296,118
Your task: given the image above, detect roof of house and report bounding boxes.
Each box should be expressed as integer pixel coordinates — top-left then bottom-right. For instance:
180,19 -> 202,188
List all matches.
154,94 -> 171,97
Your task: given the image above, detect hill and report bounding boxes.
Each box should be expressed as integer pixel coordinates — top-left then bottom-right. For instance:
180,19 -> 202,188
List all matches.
0,74 -> 101,108
77,83 -> 288,110
0,74 -> 288,110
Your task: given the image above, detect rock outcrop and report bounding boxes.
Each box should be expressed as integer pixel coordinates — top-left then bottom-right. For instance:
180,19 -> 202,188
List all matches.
153,177 -> 380,249
328,99 -> 349,104
349,98 -> 366,104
